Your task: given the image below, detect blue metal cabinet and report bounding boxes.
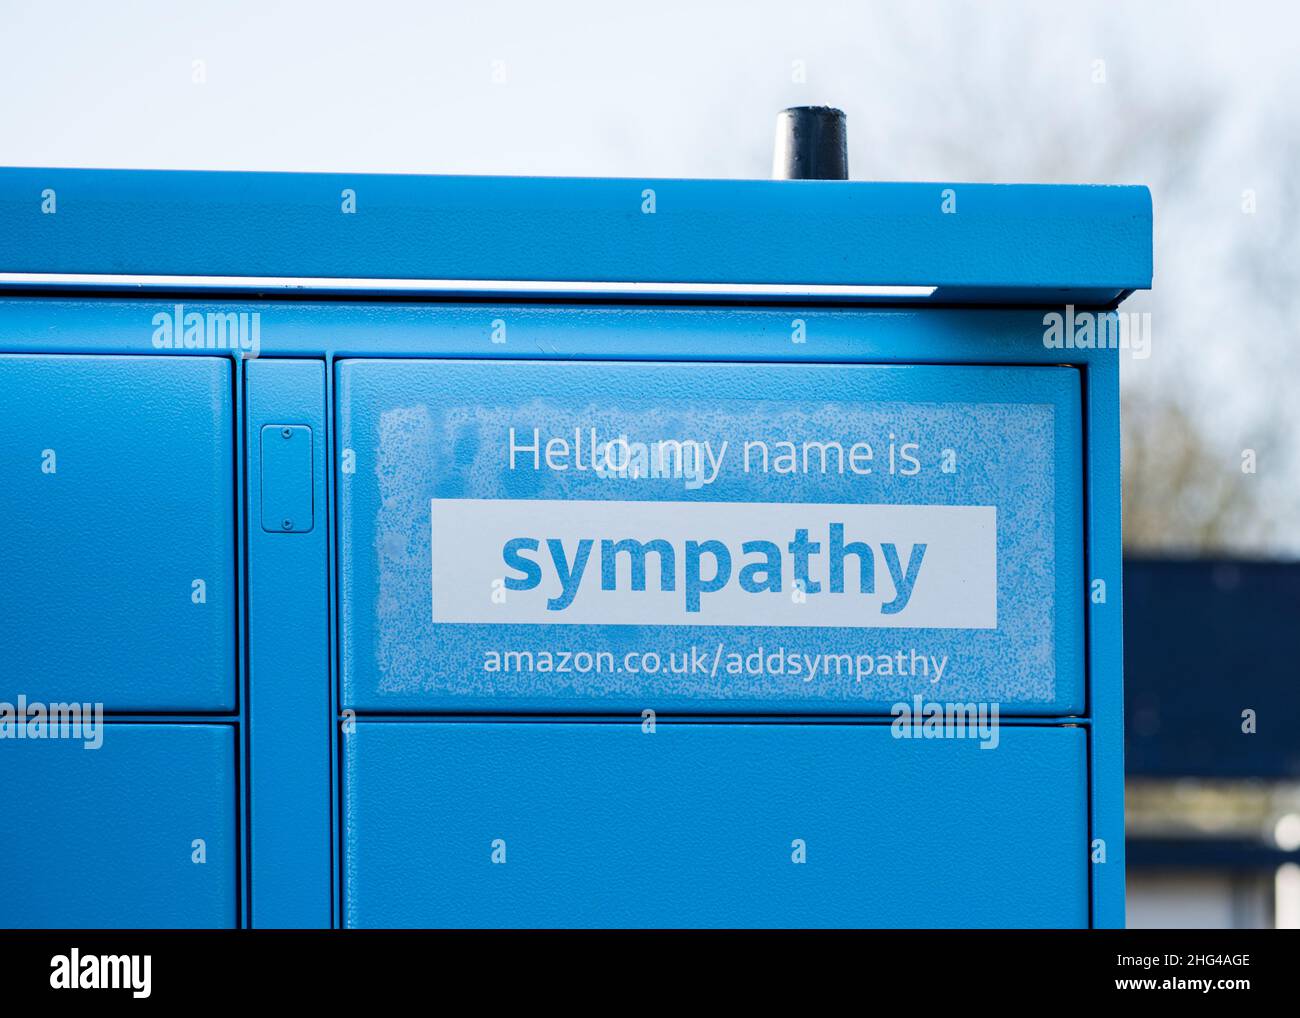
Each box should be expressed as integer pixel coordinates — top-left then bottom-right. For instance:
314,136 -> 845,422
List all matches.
338,359 -> 1083,714
0,168 -> 1151,928
0,354 -> 236,711
0,724 -> 237,928
343,721 -> 1089,928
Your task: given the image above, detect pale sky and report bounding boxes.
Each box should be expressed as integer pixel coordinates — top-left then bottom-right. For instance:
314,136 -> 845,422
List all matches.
1,0 -> 1295,178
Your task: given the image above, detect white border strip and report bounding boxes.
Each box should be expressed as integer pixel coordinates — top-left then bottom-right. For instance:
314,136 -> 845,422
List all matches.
0,272 -> 936,299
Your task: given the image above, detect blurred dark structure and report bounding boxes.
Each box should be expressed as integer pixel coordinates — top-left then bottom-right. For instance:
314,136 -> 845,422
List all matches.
1124,557 -> 1300,927
1126,557 -> 1300,781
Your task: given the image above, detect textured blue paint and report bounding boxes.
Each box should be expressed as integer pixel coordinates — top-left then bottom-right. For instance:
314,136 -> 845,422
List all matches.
1085,350 -> 1126,927
0,169 -> 1150,302
338,360 -> 1084,714
0,354 -> 236,711
0,297 -> 1130,365
246,360 -> 333,928
343,721 -> 1089,928
0,724 -> 237,928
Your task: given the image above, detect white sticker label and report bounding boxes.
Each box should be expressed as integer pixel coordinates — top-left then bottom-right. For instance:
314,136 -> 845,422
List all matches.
432,498 -> 996,629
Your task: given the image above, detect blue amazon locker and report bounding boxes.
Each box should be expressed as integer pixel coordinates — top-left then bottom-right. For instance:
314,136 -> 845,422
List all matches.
0,167 -> 1150,928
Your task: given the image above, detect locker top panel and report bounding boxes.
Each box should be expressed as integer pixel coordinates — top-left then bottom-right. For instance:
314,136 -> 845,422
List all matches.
0,168 -> 1150,306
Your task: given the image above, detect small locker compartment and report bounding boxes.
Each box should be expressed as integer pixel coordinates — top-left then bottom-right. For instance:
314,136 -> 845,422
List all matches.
343,721 -> 1089,928
0,723 -> 237,928
0,354 -> 236,711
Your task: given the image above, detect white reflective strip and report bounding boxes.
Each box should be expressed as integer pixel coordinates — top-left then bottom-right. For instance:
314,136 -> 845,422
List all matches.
0,272 -> 936,299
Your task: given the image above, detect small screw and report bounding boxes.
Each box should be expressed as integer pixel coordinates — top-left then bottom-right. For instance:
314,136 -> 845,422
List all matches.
281,427 -> 293,439
282,519 -> 294,531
